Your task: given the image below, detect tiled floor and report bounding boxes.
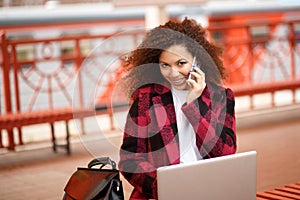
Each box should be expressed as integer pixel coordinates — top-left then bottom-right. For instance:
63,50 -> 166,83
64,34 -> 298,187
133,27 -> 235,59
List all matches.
1,110 -> 300,199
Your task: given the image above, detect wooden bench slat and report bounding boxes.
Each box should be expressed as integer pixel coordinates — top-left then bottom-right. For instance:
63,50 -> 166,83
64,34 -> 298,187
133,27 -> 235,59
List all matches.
267,190 -> 300,200
257,196 -> 274,200
257,182 -> 300,200
0,108 -> 94,129
0,108 -> 95,153
256,192 -> 296,200
257,197 -> 271,200
276,187 -> 300,196
286,184 -> 300,190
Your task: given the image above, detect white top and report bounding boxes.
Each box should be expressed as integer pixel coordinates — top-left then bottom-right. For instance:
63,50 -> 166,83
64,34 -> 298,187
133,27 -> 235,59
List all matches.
171,86 -> 201,163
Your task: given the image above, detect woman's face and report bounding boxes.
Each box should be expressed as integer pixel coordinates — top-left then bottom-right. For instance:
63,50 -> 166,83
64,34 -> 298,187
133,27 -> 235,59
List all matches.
159,44 -> 193,90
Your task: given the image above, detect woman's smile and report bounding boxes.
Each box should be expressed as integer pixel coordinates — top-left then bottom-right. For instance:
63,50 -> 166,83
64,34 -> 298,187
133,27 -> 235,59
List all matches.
171,77 -> 186,86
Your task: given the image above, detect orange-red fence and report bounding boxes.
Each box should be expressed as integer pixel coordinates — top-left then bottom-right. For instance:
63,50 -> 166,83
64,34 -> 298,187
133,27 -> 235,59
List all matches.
208,19 -> 300,110
0,19 -> 145,151
1,16 -> 300,151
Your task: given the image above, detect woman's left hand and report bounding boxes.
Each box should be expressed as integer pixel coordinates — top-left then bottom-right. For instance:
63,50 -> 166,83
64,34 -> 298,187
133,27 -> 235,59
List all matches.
186,67 -> 206,104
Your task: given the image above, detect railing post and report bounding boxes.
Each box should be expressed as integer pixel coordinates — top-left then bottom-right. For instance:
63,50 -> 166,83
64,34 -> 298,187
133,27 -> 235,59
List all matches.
74,39 -> 86,135
11,44 -> 23,145
1,31 -> 15,150
288,22 -> 296,104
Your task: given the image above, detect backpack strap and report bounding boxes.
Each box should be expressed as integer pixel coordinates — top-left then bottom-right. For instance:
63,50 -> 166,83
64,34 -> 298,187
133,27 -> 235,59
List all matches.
88,157 -> 117,170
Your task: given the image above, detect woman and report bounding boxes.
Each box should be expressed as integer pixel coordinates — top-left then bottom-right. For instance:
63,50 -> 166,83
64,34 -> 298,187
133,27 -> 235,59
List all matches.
118,18 -> 237,199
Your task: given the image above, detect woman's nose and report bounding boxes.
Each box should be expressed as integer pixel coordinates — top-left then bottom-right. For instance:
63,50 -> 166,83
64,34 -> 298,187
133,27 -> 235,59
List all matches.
170,67 -> 181,77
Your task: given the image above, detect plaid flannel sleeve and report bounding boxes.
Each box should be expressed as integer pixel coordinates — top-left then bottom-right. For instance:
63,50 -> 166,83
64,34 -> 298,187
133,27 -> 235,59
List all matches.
182,85 -> 237,159
118,88 -> 159,199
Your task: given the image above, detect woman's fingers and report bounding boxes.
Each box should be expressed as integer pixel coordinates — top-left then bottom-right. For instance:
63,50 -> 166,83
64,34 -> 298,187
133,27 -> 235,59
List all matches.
186,67 -> 206,103
191,67 -> 205,82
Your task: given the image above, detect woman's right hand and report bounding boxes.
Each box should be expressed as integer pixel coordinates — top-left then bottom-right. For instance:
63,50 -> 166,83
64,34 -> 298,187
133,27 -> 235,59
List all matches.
186,67 -> 206,104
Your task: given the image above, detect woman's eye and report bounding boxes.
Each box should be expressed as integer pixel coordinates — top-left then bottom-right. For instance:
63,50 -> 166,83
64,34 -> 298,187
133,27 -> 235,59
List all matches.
160,63 -> 169,68
178,61 -> 187,66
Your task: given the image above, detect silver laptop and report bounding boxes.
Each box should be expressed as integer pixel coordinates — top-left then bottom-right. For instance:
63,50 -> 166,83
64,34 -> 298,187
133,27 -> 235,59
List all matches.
157,151 -> 257,200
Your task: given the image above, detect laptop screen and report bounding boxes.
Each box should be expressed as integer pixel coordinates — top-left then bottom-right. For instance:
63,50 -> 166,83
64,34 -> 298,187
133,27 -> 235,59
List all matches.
157,151 -> 257,200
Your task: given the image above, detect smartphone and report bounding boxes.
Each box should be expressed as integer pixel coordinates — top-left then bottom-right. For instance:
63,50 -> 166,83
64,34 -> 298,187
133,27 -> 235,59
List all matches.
188,56 -> 198,80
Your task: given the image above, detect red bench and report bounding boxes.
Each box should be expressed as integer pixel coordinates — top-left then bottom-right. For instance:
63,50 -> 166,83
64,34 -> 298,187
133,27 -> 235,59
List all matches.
256,182 -> 300,200
0,108 -> 95,154
0,101 -> 128,154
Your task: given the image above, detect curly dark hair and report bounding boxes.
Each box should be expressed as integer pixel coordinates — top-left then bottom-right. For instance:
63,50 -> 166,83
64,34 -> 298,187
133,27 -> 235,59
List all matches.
120,17 -> 226,97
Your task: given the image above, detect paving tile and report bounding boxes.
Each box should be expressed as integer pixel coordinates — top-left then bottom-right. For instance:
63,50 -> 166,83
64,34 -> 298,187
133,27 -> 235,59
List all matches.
0,116 -> 300,199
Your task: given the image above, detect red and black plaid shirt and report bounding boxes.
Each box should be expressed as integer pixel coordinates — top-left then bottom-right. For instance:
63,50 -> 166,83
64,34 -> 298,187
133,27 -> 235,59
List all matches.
119,82 -> 237,199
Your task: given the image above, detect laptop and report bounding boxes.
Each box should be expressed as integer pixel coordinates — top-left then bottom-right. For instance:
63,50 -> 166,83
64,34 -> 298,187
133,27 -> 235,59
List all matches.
157,151 -> 257,200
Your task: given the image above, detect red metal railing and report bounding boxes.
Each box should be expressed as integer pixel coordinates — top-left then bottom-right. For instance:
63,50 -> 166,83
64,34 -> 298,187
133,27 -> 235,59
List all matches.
0,20 -> 145,150
207,19 -> 300,110
1,17 -> 300,151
